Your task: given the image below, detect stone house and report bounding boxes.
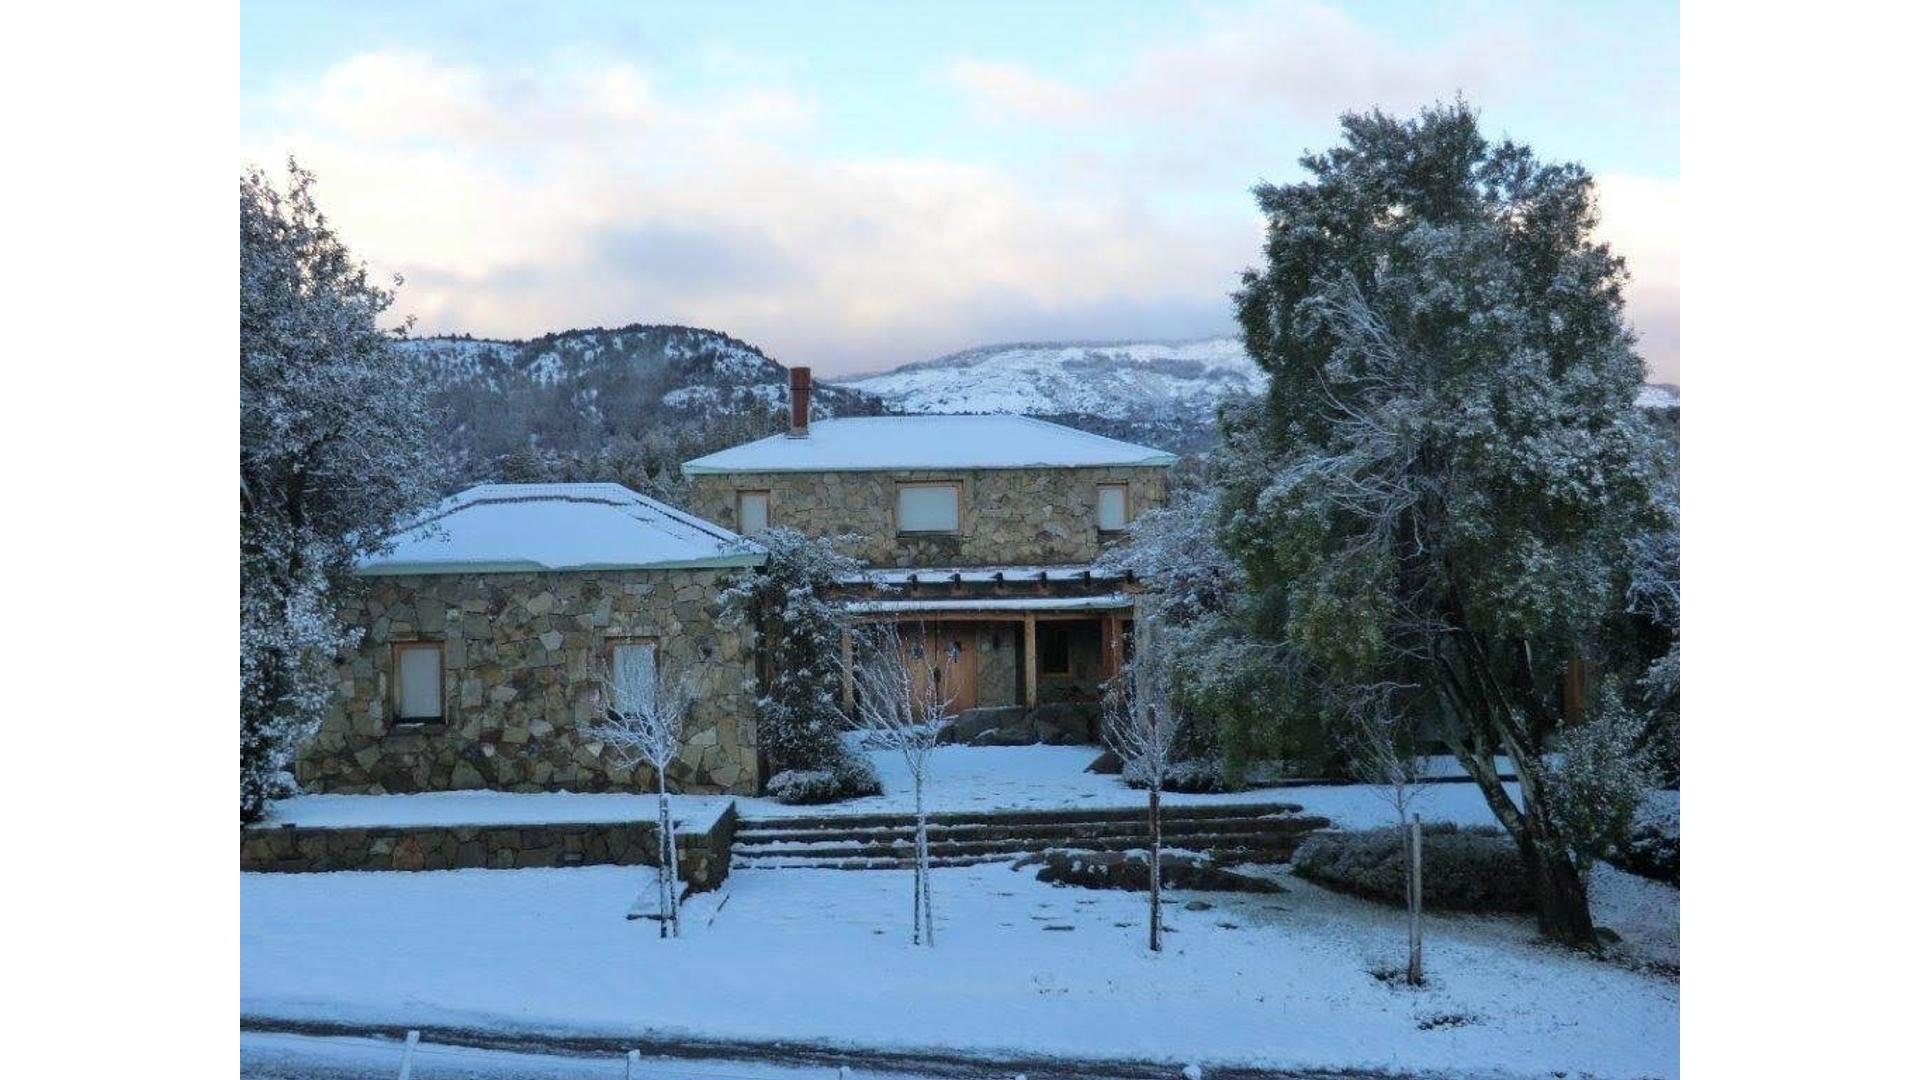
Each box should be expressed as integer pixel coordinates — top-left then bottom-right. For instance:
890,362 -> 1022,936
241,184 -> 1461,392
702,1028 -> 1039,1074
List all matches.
298,483 -> 767,796
681,369 -> 1176,741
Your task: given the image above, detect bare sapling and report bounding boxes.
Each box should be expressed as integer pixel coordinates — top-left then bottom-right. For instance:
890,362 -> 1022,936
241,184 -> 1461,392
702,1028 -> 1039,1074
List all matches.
1102,616 -> 1183,953
587,645 -> 697,938
1338,686 -> 1430,984
841,620 -> 956,946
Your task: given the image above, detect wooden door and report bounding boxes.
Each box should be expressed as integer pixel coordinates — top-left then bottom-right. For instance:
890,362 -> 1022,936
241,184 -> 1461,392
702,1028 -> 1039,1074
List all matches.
900,623 -> 978,715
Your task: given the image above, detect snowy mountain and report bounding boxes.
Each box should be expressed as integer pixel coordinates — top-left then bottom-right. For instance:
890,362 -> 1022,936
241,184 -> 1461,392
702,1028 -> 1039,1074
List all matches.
837,337 -> 1677,450
398,324 -> 883,488
402,324 -> 881,423
834,337 -> 1260,422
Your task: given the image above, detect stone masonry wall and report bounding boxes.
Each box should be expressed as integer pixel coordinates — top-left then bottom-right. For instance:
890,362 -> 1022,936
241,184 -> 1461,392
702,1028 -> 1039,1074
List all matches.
686,466 -> 1169,568
240,805 -> 737,889
299,568 -> 760,796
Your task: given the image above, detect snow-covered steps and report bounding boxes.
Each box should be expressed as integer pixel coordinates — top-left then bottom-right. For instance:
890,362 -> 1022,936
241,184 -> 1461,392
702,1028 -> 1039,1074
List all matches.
731,802 -> 1330,871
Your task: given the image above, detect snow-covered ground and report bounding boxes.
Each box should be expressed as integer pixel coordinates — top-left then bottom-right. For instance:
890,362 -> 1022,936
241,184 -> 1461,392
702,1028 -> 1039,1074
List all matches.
243,855 -> 1676,1078
240,1031 -> 934,1080
739,744 -> 1521,827
253,790 -> 735,831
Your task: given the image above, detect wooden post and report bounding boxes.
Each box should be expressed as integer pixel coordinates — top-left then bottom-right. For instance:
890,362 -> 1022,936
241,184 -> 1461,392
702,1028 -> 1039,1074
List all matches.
1022,613 -> 1038,707
398,1030 -> 420,1080
840,628 -> 855,709
1410,813 -> 1424,985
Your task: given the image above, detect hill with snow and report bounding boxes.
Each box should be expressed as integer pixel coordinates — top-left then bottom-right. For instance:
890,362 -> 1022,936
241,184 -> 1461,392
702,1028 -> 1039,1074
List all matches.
399,324 -> 883,489
834,337 -> 1259,421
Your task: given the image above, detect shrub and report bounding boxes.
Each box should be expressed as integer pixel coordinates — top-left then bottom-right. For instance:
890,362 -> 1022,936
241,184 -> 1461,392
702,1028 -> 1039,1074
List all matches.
1293,823 -> 1533,914
765,754 -> 883,806
1612,794 -> 1680,884
1124,756 -> 1228,793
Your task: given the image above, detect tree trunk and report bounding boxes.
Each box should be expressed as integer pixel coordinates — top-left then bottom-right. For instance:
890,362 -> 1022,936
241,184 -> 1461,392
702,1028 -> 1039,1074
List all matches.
1522,834 -> 1597,945
1148,785 -> 1163,953
1408,814 -> 1424,985
658,768 -> 681,938
912,777 -> 932,946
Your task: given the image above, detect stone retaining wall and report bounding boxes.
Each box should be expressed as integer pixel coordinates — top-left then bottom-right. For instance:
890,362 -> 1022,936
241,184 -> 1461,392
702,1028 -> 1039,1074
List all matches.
686,465 -> 1169,567
240,804 -> 738,890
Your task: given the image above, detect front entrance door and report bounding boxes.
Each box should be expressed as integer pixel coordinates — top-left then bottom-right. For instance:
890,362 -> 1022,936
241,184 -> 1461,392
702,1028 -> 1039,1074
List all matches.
899,623 -> 979,715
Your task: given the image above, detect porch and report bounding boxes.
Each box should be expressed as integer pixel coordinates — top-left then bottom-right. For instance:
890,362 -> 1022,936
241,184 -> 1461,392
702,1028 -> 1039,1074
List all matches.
837,595 -> 1133,745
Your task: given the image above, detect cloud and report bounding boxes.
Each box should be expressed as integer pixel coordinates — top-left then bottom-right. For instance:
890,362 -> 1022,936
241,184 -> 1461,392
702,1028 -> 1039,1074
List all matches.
1595,174 -> 1681,384
244,50 -> 1245,375
949,0 -> 1529,128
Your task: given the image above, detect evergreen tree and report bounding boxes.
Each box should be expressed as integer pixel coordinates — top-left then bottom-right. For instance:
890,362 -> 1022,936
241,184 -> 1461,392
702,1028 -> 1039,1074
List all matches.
1222,103 -> 1669,943
240,161 -> 447,821
718,528 -> 877,790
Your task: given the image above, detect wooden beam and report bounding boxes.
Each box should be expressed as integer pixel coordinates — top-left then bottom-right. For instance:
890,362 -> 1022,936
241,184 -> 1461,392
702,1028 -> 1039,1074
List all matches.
1023,613 -> 1039,708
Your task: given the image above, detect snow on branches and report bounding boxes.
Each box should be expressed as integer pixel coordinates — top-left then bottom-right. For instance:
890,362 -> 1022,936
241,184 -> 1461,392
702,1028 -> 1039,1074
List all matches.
584,645 -> 696,937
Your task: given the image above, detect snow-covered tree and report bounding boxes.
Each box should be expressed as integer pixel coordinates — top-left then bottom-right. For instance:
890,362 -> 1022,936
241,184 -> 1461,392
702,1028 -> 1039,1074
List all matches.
1102,616 -> 1184,952
1096,475 -> 1334,780
240,160 -> 446,822
1221,102 -> 1672,944
841,621 -> 954,946
718,527 -> 881,800
585,647 -> 696,938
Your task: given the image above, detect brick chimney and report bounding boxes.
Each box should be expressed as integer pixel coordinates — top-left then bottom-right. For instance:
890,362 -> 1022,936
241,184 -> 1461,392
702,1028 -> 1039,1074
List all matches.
787,366 -> 811,438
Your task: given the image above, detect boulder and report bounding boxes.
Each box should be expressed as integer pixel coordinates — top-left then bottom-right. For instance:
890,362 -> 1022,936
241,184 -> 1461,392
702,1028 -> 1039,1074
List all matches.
951,706 -> 1030,743
1085,749 -> 1122,774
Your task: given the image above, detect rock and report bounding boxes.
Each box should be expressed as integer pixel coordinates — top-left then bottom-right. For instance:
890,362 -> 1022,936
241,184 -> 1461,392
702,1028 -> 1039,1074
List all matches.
950,706 -> 1028,743
1029,849 -> 1284,894
1085,749 -> 1122,774
1184,899 -> 1214,911
969,726 -> 1037,747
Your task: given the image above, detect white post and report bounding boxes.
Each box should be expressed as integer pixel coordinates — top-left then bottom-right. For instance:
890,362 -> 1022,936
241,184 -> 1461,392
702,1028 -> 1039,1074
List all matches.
625,1048 -> 641,1080
397,1030 -> 420,1080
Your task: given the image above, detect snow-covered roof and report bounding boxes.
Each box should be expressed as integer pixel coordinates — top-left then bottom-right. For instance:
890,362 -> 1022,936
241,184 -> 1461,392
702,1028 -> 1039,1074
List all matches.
357,483 -> 765,576
838,564 -> 1130,586
842,594 -> 1137,615
680,416 -> 1177,475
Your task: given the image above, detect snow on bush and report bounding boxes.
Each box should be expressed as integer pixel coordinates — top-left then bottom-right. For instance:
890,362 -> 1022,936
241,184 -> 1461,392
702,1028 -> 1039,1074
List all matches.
765,757 -> 883,806
718,528 -> 882,797
1613,794 -> 1680,884
1293,824 -> 1533,914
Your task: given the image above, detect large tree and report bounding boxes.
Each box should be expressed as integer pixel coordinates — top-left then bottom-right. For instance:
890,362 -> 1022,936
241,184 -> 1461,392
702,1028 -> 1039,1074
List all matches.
1222,103 -> 1668,943
240,161 -> 446,821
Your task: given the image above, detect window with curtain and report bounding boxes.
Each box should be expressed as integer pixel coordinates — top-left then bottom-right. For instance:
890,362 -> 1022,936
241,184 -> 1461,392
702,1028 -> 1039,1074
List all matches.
1097,483 -> 1129,531
610,640 -> 660,714
393,642 -> 444,722
736,490 -> 769,534
896,483 -> 960,532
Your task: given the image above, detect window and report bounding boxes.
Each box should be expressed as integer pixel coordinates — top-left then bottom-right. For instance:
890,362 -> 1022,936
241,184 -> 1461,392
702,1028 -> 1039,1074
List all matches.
607,639 -> 660,714
736,490 -> 770,534
393,642 -> 444,723
1097,483 -> 1129,531
896,482 -> 960,533
1038,625 -> 1072,676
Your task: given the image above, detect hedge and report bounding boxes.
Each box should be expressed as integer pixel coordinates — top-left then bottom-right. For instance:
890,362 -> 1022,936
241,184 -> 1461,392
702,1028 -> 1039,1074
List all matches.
1292,823 -> 1533,914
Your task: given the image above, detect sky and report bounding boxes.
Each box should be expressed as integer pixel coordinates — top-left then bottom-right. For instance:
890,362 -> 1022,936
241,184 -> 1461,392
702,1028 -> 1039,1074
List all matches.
240,0 -> 1679,383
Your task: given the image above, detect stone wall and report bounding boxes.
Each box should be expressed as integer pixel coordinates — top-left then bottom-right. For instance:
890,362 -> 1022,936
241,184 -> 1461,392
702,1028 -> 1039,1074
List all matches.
686,466 -> 1169,568
240,804 -> 737,889
301,568 -> 760,796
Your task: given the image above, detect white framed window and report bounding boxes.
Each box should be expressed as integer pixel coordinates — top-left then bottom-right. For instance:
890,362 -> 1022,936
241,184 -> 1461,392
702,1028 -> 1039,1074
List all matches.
1097,483 -> 1129,531
736,490 -> 770,534
896,482 -> 960,533
393,642 -> 444,723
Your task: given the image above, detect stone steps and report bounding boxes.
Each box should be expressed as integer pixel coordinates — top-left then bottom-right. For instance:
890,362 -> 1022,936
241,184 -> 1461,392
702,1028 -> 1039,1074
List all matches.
731,801 -> 1330,872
